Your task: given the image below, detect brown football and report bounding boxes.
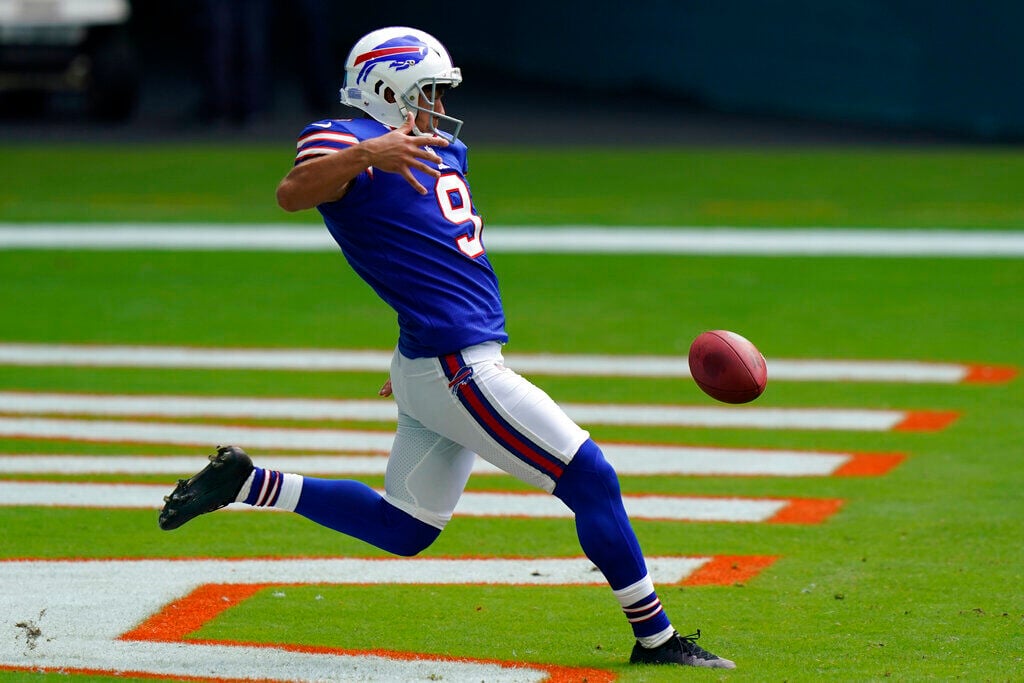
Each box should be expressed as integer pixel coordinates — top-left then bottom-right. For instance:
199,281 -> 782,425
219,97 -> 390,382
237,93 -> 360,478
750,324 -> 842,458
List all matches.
688,330 -> 768,404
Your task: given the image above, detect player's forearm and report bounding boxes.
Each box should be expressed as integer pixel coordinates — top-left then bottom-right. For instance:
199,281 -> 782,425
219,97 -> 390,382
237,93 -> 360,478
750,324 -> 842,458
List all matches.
276,145 -> 374,212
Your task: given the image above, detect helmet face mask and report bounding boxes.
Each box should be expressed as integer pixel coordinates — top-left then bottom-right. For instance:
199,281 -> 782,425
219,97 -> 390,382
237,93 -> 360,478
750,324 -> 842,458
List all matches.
339,27 -> 463,141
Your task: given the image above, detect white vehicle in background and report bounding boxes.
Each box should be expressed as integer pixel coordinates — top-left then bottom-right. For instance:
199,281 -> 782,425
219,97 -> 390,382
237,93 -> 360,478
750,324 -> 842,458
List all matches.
0,0 -> 138,120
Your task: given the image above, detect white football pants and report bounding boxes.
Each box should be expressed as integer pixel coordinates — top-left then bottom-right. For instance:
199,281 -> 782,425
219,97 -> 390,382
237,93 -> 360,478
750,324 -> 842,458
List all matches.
384,341 -> 589,529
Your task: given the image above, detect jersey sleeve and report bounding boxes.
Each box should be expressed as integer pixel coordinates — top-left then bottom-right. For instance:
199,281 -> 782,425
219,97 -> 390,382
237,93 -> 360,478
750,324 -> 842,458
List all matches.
294,120 -> 360,165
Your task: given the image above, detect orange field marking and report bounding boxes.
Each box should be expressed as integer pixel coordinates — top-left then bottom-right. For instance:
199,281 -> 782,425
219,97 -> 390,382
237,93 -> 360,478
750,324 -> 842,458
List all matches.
832,452 -> 905,476
683,556 -> 778,586
768,498 -> 844,524
893,411 -> 960,431
120,583 -> 269,642
962,364 -> 1018,383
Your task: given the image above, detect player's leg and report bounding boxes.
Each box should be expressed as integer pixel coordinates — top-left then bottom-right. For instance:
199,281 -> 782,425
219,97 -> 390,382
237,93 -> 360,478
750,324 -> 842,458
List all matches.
553,439 -> 735,668
418,342 -> 734,668
158,441 -> 444,556
160,352 -> 476,557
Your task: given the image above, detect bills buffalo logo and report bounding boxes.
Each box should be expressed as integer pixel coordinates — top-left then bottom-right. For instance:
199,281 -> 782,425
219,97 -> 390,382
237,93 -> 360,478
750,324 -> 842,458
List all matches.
447,365 -> 474,394
354,36 -> 429,84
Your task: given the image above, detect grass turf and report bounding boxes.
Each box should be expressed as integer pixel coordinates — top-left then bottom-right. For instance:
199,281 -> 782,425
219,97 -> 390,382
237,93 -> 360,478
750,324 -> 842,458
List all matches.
0,144 -> 1022,681
3,144 -> 1024,227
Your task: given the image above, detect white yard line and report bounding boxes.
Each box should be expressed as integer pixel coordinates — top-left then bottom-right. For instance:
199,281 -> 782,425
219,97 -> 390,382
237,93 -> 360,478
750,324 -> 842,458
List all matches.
0,445 -> 869,478
0,342 -> 999,382
0,405 -> 924,448
0,390 -> 911,428
2,224 -> 1023,256
0,480 -> 814,523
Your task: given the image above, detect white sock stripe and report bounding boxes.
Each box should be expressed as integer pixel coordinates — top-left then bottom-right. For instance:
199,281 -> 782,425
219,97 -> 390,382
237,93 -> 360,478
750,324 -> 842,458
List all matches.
637,625 -> 676,649
623,597 -> 661,613
612,573 -> 656,608
273,473 -> 303,512
254,471 -> 271,506
626,605 -> 664,623
234,470 -> 255,503
263,472 -> 282,507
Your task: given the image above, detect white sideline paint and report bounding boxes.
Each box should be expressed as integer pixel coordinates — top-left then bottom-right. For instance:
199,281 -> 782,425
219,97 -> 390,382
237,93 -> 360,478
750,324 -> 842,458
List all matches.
0,446 -> 854,477
0,390 -> 910,431
2,223 -> 1023,256
0,481 -> 790,523
5,556 -> 704,681
0,342 -> 980,382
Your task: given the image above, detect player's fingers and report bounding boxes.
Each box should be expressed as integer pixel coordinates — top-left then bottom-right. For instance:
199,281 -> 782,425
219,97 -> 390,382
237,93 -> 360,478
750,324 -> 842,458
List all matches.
413,146 -> 443,163
395,112 -> 416,135
401,169 -> 428,195
409,160 -> 441,177
421,134 -> 449,148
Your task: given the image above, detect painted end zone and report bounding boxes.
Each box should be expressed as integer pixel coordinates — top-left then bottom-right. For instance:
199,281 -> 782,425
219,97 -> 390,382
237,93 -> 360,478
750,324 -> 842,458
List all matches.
118,582 -> 618,683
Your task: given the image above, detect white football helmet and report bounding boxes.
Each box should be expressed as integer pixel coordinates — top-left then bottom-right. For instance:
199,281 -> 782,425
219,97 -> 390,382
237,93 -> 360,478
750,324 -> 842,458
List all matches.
339,27 -> 463,140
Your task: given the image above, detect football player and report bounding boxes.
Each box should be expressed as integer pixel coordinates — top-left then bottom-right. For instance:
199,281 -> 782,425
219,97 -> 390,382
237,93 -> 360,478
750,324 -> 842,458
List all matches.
160,26 -> 734,670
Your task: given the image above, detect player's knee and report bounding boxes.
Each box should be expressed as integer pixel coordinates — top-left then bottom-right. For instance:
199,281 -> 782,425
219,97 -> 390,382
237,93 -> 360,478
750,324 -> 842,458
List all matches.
553,439 -> 621,510
382,505 -> 443,557
387,532 -> 438,557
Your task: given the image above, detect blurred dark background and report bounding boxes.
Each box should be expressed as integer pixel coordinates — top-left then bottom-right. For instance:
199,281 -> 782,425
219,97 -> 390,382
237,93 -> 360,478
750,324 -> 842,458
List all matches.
2,0 -> 1023,145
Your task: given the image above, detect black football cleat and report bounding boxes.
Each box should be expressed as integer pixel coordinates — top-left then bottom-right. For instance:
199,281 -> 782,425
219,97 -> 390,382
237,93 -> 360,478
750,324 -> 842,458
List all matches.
158,445 -> 254,530
629,630 -> 736,669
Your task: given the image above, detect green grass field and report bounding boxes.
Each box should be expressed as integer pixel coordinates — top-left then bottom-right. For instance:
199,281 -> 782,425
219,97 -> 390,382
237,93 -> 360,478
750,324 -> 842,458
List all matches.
1,144 -> 1022,682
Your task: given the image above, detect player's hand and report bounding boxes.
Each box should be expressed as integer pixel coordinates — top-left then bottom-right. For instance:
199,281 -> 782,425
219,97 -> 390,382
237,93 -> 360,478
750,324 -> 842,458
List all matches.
362,113 -> 449,195
378,378 -> 393,397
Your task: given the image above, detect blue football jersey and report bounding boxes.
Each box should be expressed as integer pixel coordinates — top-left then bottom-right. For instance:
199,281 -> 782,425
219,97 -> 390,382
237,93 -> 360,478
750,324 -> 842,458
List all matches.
293,117 -> 508,358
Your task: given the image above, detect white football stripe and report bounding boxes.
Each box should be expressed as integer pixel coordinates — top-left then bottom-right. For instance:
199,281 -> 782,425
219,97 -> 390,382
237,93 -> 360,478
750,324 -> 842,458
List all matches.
0,390 -> 909,431
0,342 -> 983,382
2,224 -> 1023,256
0,407 -> 906,447
0,642 -> 551,683
0,446 -> 854,477
0,481 -> 792,523
0,417 -> 394,451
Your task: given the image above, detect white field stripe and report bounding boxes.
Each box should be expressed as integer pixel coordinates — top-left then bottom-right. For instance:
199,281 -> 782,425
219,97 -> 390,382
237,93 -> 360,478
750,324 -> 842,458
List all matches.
2,224 -> 1023,256
0,445 -> 856,477
0,390 -> 912,430
0,342 -> 986,382
0,643 -> 551,683
0,405 -> 908,447
0,480 -> 791,523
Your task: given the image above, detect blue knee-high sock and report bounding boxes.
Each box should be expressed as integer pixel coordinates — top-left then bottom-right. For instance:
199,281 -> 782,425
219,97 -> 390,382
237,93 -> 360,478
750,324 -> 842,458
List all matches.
294,477 -> 440,557
554,439 -> 674,640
